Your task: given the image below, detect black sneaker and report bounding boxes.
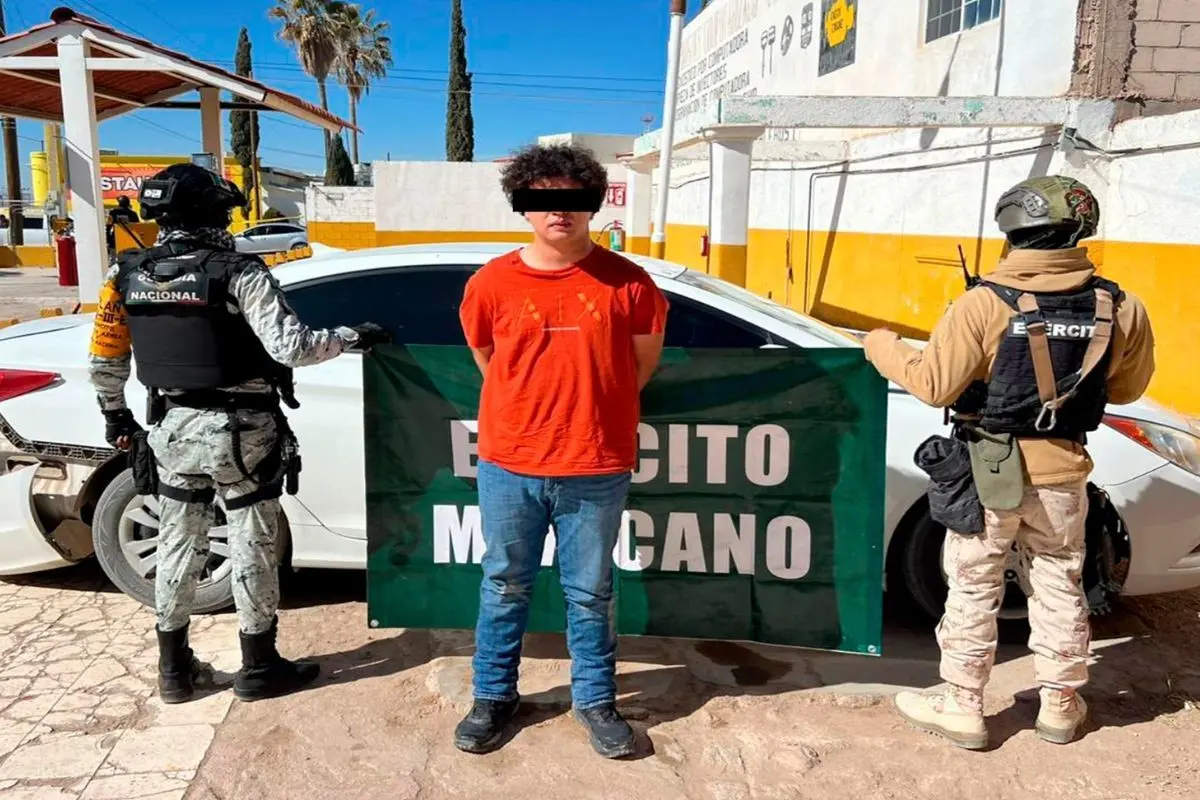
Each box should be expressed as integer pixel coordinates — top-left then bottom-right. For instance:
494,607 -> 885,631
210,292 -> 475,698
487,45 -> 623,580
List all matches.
454,697 -> 520,754
574,704 -> 636,758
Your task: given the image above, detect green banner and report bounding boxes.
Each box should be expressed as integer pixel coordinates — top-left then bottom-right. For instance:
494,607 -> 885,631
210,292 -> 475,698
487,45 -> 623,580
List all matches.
365,346 -> 888,655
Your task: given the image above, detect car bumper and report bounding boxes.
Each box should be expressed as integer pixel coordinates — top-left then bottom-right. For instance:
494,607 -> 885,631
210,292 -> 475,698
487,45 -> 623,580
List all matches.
1106,463 -> 1200,596
0,465 -> 73,575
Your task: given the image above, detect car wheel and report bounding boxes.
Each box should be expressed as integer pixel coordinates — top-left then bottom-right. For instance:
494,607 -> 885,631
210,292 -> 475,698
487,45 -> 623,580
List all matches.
898,483 -> 1129,622
289,241 -> 307,251
92,469 -> 290,615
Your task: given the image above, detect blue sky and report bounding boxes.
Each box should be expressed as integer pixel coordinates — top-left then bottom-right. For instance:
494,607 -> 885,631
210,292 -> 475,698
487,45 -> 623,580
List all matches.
8,0 -> 705,185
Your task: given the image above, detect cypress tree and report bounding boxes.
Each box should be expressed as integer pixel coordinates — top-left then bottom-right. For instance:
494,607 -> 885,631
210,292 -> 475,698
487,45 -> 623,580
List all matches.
445,0 -> 475,161
327,133 -> 356,186
230,28 -> 261,215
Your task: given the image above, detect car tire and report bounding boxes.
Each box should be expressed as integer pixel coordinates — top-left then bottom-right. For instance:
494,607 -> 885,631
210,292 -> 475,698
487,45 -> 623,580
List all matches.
92,469 -> 289,616
290,241 -> 307,251
898,483 -> 1128,622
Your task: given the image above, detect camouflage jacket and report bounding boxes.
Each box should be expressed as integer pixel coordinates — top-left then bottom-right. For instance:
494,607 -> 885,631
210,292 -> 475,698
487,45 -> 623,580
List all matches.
88,256 -> 357,412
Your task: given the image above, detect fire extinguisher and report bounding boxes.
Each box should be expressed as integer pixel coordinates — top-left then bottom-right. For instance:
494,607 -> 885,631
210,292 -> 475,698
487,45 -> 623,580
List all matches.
56,234 -> 79,288
609,221 -> 626,252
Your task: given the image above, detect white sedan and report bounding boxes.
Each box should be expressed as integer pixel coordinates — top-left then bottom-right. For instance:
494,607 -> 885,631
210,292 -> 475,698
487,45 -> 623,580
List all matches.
1,243 -> 1198,622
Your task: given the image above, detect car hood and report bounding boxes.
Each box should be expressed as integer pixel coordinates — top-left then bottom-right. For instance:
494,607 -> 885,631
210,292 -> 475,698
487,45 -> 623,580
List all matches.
0,314 -> 92,342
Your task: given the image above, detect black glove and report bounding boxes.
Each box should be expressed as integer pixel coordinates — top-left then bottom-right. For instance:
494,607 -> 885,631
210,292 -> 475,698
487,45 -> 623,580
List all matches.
350,322 -> 393,351
103,408 -> 143,449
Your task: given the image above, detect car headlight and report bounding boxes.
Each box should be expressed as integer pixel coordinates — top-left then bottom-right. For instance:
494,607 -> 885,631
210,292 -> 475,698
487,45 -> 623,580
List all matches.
1104,415 -> 1200,476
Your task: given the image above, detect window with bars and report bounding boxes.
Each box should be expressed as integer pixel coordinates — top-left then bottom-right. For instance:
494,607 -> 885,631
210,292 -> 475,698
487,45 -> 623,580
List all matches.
925,0 -> 1003,43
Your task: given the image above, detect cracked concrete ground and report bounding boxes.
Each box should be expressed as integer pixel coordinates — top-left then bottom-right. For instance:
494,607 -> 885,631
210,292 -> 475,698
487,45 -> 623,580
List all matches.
2,565 -> 1198,800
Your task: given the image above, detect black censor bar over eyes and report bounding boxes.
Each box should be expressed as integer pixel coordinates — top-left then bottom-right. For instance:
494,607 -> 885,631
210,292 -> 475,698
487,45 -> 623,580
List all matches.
511,188 -> 605,213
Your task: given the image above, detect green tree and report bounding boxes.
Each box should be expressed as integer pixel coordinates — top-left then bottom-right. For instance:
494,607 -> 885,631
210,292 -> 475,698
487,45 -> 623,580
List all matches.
327,133 -> 356,186
269,0 -> 348,163
333,4 -> 393,165
445,0 -> 474,162
229,28 -> 261,217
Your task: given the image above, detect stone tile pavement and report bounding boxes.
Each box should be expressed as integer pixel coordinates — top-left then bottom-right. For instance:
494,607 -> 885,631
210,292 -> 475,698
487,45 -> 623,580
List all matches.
0,569 -> 240,800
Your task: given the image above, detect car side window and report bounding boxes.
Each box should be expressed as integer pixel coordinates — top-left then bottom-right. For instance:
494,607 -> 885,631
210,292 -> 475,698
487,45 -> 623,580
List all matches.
285,267 -> 475,346
662,292 -> 772,348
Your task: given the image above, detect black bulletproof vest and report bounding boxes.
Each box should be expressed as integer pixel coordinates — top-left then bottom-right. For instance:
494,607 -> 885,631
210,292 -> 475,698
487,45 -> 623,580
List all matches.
952,277 -> 1122,439
116,242 -> 281,391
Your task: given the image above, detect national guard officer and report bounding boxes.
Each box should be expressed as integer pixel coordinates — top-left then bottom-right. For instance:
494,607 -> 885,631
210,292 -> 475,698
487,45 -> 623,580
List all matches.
862,176 -> 1156,749
87,163 -> 391,704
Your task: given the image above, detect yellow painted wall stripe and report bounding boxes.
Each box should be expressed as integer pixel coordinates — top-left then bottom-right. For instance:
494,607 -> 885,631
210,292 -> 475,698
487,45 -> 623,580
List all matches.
709,243 -> 748,287
0,246 -> 56,268
307,220 -> 1197,414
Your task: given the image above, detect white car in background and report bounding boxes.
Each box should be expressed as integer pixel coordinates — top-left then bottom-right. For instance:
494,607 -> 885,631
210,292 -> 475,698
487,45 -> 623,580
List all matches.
0,243 -> 1198,623
233,222 -> 308,255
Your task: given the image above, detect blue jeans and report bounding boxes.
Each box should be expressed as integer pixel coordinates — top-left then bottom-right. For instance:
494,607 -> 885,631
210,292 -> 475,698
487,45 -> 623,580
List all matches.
472,459 -> 632,710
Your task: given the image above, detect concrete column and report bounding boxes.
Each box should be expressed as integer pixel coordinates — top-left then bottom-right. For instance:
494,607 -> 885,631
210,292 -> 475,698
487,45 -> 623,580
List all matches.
200,87 -> 224,168
623,161 -> 654,256
703,125 -> 762,287
57,33 -> 106,306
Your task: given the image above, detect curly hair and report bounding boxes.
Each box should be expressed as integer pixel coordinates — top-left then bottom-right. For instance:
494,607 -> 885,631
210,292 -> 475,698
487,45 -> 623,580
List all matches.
499,143 -> 609,200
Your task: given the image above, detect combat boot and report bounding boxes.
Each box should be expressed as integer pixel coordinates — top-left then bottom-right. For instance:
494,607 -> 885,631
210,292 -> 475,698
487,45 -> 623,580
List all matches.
1036,688 -> 1088,744
233,616 -> 320,702
156,623 -> 212,704
894,687 -> 988,750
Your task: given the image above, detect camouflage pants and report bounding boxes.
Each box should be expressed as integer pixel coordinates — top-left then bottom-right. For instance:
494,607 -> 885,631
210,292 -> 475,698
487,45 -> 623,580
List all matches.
147,407 -> 283,635
938,481 -> 1091,694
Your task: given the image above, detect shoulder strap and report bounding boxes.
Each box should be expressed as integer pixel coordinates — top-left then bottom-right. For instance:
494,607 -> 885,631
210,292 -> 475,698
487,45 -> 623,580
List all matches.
1018,288 -> 1115,431
1068,288 -> 1114,393
981,281 -> 1023,311
201,248 -> 264,278
1015,293 -> 1058,408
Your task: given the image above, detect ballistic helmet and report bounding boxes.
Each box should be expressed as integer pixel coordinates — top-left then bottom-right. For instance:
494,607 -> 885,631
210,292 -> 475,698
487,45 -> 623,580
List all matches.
994,176 -> 1100,248
138,163 -> 246,229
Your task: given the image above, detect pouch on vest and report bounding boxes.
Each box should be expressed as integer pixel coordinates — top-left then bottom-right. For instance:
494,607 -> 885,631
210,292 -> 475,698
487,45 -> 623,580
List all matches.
967,429 -> 1025,511
913,435 -> 985,535
129,430 -> 160,497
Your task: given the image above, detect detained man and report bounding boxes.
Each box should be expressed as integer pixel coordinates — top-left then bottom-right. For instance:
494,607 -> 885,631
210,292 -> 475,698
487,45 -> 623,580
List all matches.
454,143 -> 669,758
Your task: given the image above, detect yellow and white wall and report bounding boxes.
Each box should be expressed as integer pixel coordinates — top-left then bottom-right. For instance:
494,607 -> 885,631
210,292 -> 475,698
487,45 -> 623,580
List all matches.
306,160 -> 632,250
645,110 -> 1200,416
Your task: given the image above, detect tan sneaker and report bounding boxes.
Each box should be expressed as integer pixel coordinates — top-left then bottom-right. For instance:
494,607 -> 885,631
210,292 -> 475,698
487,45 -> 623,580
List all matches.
1036,689 -> 1087,744
894,689 -> 988,750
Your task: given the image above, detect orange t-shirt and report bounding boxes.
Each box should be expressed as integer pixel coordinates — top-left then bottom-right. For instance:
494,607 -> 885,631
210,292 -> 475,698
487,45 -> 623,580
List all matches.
458,246 -> 670,477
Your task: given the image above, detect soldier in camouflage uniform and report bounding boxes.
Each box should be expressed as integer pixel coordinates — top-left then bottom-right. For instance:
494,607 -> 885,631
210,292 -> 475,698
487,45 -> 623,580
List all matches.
863,176 -> 1156,749
88,163 -> 391,704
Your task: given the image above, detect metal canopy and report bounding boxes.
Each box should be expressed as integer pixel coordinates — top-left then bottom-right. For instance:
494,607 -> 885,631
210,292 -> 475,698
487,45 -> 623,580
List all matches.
0,7 -> 356,305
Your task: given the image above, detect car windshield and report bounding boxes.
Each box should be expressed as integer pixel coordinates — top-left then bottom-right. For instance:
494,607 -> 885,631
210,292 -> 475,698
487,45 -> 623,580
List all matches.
675,270 -> 860,347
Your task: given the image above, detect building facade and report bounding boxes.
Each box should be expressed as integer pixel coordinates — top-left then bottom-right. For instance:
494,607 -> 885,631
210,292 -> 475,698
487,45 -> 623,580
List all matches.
617,0 -> 1200,415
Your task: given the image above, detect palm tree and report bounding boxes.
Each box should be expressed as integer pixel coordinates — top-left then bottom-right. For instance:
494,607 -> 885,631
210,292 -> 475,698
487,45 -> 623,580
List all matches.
269,0 -> 348,157
334,4 -> 393,165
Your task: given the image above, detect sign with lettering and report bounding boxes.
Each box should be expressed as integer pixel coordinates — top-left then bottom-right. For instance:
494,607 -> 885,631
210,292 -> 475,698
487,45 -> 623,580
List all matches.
606,184 -> 628,207
819,0 -> 858,76
100,164 -> 236,202
675,0 -> 858,142
364,345 -> 887,654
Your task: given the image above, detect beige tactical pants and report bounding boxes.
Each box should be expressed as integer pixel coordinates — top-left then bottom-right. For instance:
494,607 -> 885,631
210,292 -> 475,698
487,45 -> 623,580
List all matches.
938,481 -> 1091,694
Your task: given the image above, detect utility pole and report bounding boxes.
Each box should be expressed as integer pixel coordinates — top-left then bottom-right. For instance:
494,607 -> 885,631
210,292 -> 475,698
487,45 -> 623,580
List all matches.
0,1 -> 25,245
651,0 -> 686,260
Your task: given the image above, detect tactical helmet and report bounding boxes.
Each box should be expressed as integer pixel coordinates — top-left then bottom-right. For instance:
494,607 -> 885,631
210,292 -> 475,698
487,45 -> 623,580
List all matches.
138,163 -> 246,229
994,176 -> 1100,247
